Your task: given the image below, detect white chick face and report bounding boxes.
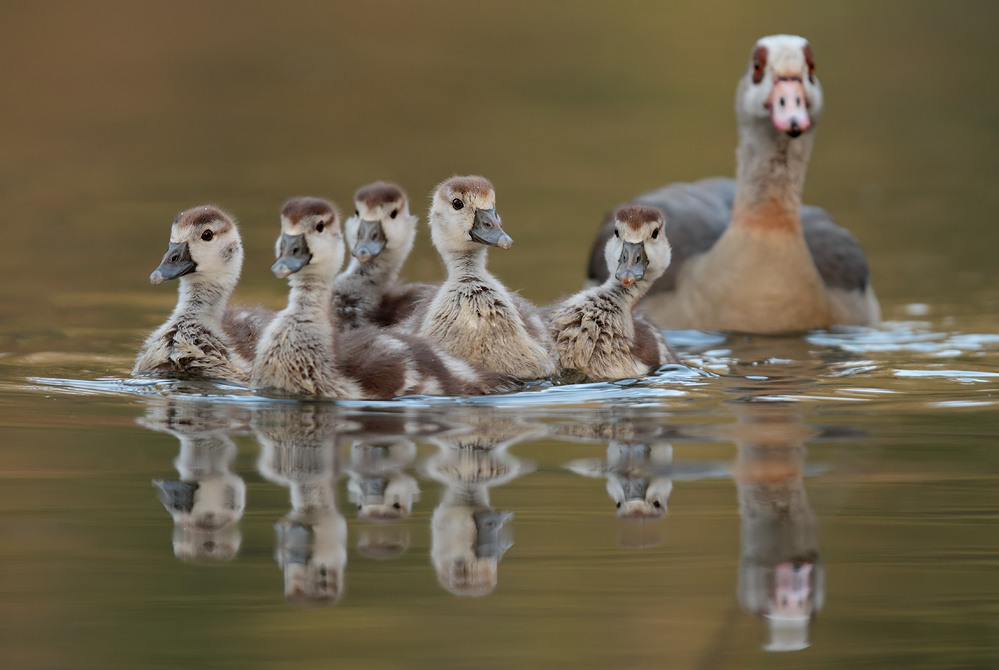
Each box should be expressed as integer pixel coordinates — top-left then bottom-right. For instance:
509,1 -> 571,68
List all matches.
150,205 -> 243,287
272,197 -> 344,280
428,175 -> 512,255
603,205 -> 672,288
345,182 -> 418,263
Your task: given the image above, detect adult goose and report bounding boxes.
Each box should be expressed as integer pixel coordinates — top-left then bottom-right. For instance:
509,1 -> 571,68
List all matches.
587,35 -> 880,333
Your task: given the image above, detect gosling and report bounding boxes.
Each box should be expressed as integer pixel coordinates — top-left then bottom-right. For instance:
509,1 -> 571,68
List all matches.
548,205 -> 677,381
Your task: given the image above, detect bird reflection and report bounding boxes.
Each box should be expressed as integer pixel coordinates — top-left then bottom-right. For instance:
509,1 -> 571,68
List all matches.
345,438 -> 419,560
141,399 -> 247,562
724,400 -> 825,652
421,411 -> 539,596
253,404 -> 346,605
566,442 -> 676,520
558,414 -> 728,547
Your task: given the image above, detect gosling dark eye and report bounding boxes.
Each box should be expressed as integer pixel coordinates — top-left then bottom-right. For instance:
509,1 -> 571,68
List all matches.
201,230 -> 214,241
316,221 -> 325,233
390,209 -> 398,219
451,198 -> 464,211
651,227 -> 659,239
354,209 -> 359,217
613,229 -> 619,238
653,500 -> 662,509
392,502 -> 401,510
616,502 -> 622,509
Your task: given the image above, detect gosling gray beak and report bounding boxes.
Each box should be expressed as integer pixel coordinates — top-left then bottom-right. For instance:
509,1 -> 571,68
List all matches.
615,241 -> 647,287
153,479 -> 199,514
353,219 -> 387,263
621,476 -> 649,502
150,241 -> 196,285
473,510 -> 514,559
470,208 -> 513,249
272,233 -> 312,278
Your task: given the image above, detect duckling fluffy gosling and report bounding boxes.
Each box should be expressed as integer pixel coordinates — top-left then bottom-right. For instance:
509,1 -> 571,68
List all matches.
133,205 -> 253,384
251,197 -> 518,399
407,175 -> 558,380
333,181 -> 436,330
549,205 -> 677,381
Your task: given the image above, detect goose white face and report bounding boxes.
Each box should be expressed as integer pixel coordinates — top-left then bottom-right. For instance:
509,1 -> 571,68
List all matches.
150,205 -> 243,286
603,205 -> 672,287
429,175 -> 512,254
345,182 -> 418,263
738,34 -> 824,137
273,197 -> 344,279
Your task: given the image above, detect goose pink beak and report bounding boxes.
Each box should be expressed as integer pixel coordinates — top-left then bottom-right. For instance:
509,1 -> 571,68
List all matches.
768,79 -> 811,137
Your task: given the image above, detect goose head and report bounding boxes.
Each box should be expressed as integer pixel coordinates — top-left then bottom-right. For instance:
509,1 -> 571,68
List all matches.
344,181 -> 418,263
272,197 -> 343,280
603,205 -> 672,288
429,175 -> 513,255
149,205 -> 243,288
737,34 -> 824,139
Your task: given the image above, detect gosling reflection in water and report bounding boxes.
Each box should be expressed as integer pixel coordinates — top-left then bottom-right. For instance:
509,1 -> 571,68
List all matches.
567,442 -> 676,520
142,399 -> 246,562
254,405 -> 346,605
560,418 -> 728,548
421,413 -> 539,596
346,438 -> 420,560
726,400 -> 825,652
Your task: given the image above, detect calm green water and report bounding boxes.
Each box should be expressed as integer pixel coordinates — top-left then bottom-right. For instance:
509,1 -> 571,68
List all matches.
2,2 -> 998,669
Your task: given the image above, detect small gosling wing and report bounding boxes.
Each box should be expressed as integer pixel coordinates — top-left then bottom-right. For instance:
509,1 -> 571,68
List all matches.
372,282 -> 439,327
222,305 -> 277,362
336,329 -> 519,399
135,322 -> 251,384
632,311 -> 678,368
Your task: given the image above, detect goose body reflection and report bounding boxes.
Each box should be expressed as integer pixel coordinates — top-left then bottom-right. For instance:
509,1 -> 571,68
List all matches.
421,412 -> 539,596
727,401 -> 824,651
253,405 -> 346,604
333,181 -> 436,329
142,400 -> 246,561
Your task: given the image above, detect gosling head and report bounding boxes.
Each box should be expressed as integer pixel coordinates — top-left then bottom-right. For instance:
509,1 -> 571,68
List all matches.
604,205 -> 671,288
149,205 -> 243,287
345,181 -> 418,263
429,175 -> 512,254
272,197 -> 343,280
738,34 -> 823,138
